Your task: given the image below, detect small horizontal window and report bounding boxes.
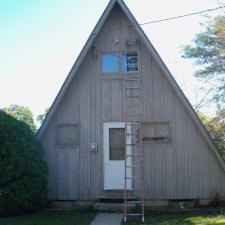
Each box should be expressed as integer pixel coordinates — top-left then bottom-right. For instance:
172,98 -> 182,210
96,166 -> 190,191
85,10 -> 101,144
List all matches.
101,53 -> 119,73
122,52 -> 138,72
142,122 -> 171,143
56,124 -> 80,147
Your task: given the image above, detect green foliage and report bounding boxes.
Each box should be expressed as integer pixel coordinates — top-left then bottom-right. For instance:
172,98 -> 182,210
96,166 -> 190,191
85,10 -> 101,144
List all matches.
197,108 -> 225,157
3,105 -> 36,132
182,16 -> 225,103
37,107 -> 49,125
0,210 -> 96,225
179,202 -> 188,209
0,110 -> 48,215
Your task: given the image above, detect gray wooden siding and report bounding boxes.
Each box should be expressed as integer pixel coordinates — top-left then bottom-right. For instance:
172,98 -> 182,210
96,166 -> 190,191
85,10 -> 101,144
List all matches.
40,4 -> 225,200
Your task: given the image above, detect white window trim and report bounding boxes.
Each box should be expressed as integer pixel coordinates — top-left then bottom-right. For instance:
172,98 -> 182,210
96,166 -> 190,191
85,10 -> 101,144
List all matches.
100,52 -> 120,74
99,51 -> 140,74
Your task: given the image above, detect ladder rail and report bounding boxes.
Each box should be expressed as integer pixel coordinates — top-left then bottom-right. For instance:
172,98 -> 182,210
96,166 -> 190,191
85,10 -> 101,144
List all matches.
124,120 -> 128,222
124,77 -> 144,223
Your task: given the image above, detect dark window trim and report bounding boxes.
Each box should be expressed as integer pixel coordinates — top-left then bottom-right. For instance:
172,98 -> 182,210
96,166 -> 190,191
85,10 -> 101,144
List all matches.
142,121 -> 172,145
56,123 -> 80,148
121,51 -> 139,73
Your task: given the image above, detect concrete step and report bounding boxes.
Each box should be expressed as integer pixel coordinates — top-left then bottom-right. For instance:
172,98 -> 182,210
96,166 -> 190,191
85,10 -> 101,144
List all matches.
48,200 -> 93,210
96,193 -> 135,202
93,202 -> 136,212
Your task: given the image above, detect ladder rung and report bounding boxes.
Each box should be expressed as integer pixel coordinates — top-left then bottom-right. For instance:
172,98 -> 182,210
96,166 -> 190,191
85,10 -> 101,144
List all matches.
127,200 -> 142,203
126,213 -> 142,216
125,143 -> 136,146
126,86 -> 139,90
126,78 -> 140,81
126,122 -> 141,125
126,133 -> 139,135
125,165 -> 140,168
126,95 -> 140,98
126,113 -> 141,116
126,105 -> 141,108
126,154 -> 142,157
126,176 -> 141,179
126,106 -> 141,109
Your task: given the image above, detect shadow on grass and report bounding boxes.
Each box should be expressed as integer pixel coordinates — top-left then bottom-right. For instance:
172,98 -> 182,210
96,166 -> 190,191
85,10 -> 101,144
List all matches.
0,209 -> 96,225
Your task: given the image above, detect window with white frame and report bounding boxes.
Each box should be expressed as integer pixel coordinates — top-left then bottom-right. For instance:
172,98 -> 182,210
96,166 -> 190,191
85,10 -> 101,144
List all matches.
100,52 -> 138,74
56,124 -> 80,147
142,122 -> 171,143
122,52 -> 138,72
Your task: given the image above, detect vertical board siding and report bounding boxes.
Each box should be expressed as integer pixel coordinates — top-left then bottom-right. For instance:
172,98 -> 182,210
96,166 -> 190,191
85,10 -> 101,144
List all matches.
198,132 -> 210,198
164,81 -> 177,199
56,148 -> 79,199
40,4 -> 225,201
142,46 -> 153,121
174,97 -> 187,198
110,79 -> 122,121
185,113 -> 199,198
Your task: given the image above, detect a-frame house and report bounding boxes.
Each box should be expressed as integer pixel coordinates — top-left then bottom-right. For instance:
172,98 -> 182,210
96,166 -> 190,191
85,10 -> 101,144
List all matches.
37,0 -> 225,209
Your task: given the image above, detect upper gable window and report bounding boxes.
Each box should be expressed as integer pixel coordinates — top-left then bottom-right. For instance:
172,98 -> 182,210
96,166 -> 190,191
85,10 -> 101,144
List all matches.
122,52 -> 138,72
101,53 -> 119,73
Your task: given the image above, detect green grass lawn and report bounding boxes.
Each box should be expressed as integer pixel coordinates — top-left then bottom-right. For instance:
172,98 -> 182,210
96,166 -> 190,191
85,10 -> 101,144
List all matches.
2,210 -> 225,225
0,210 -> 96,225
123,211 -> 225,225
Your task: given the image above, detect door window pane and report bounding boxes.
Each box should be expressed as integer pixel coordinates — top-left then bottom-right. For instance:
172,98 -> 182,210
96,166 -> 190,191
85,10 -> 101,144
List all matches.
101,53 -> 119,73
109,128 -> 125,160
122,52 -> 138,72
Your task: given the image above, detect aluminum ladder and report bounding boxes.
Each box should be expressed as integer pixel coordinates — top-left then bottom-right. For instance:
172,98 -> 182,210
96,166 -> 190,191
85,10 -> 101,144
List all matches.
124,77 -> 144,222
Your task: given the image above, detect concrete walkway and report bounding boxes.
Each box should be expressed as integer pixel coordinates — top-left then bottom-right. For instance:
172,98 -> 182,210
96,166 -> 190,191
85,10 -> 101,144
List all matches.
90,213 -> 123,225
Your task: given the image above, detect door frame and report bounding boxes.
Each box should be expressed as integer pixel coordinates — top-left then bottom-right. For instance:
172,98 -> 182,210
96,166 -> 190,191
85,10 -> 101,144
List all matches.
103,122 -> 132,190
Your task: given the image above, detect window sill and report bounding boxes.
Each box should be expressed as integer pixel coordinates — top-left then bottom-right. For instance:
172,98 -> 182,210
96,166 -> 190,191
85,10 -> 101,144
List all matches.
98,73 -> 139,79
56,145 -> 79,150
143,141 -> 173,146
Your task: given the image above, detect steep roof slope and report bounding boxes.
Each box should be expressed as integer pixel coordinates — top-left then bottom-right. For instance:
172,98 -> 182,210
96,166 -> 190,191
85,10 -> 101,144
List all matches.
37,0 -> 225,170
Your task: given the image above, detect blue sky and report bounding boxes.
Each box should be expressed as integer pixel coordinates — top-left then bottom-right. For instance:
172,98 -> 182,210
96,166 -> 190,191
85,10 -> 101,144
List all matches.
0,0 -> 224,122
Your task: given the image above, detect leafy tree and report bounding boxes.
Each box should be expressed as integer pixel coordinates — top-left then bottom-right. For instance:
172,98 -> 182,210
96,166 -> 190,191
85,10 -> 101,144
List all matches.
0,110 -> 48,215
37,107 -> 49,125
3,105 -> 36,132
198,108 -> 225,157
182,15 -> 225,103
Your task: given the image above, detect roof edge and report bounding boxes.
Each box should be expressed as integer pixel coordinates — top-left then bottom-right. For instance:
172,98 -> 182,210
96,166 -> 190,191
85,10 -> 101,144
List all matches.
116,0 -> 225,171
37,0 -> 117,138
37,0 -> 225,171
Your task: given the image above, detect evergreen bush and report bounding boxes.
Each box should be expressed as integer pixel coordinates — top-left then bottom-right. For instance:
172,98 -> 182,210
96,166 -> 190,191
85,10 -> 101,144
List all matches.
0,110 -> 47,215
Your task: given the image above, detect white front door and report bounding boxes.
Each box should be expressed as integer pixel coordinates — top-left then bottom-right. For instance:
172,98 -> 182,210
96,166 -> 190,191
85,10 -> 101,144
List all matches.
103,122 -> 132,190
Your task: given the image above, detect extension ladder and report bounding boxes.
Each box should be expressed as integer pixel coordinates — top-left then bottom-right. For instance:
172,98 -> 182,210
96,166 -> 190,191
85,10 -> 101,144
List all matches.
124,77 -> 144,222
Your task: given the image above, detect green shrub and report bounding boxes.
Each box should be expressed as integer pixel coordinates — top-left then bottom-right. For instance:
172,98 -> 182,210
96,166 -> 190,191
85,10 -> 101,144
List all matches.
0,110 -> 48,215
